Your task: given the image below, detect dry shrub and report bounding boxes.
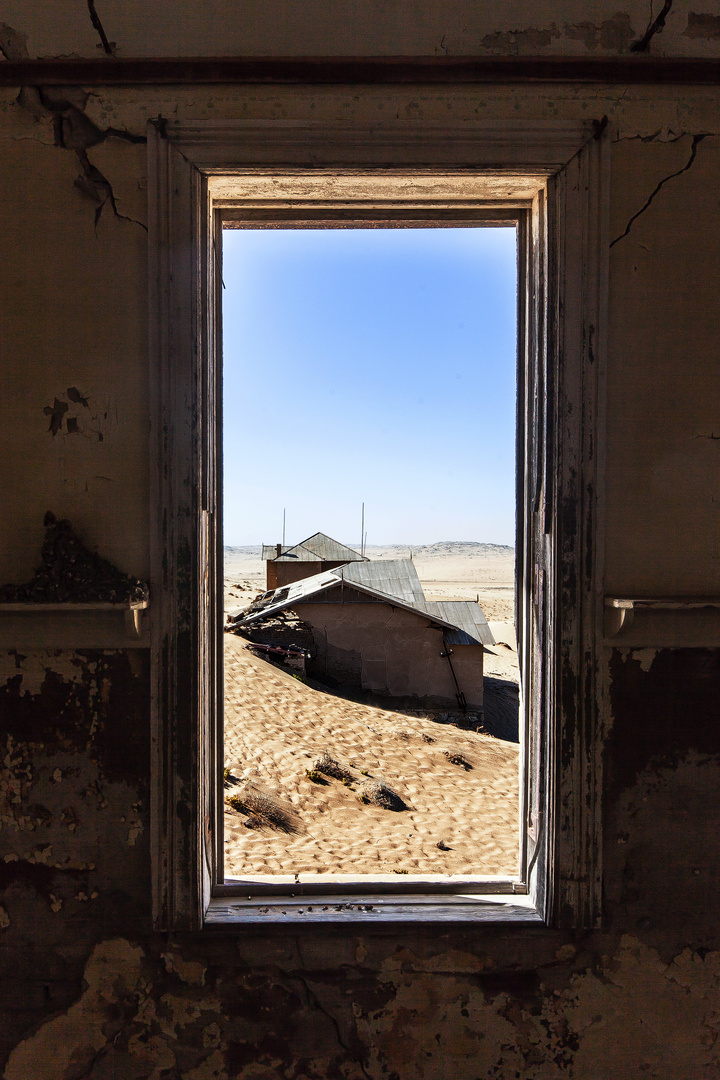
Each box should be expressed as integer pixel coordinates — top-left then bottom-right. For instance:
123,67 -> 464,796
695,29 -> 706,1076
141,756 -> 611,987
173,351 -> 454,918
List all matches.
226,786 -> 299,833
361,780 -> 407,812
314,751 -> 355,783
420,733 -> 435,744
442,750 -> 473,770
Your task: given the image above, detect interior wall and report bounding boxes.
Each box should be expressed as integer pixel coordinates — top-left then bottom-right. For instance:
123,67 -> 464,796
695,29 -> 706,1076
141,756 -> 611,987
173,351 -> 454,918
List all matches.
2,4 -> 720,1077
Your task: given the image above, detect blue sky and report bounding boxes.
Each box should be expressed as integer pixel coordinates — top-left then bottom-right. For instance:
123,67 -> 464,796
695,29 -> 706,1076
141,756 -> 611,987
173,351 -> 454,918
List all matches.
223,226 -> 517,547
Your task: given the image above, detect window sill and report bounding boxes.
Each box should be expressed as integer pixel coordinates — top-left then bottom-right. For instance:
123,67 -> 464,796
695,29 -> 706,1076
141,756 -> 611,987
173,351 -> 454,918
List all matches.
205,892 -> 542,924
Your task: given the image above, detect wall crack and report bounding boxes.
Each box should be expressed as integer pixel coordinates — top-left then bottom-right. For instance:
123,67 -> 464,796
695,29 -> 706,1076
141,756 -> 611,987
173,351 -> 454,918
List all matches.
15,86 -> 147,229
289,970 -> 373,1080
610,134 -> 709,248
0,21 -> 28,60
76,149 -> 148,231
86,0 -> 116,55
630,0 -> 674,51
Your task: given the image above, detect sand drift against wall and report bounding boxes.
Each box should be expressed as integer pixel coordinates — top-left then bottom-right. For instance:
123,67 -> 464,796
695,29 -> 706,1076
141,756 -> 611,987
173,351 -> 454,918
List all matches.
224,636 -> 519,879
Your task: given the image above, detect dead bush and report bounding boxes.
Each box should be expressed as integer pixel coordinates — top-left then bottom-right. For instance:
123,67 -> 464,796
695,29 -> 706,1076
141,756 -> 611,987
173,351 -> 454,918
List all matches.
226,786 -> 299,833
442,750 -> 473,770
360,780 -> 407,812
314,751 -> 355,783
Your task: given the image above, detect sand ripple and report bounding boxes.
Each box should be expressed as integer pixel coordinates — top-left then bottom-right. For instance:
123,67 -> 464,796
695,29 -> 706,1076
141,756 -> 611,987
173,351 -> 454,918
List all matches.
224,634 -> 519,879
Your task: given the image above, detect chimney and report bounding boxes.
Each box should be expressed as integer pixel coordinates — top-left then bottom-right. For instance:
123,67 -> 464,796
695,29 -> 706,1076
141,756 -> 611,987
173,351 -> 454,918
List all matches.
276,543 -> 282,557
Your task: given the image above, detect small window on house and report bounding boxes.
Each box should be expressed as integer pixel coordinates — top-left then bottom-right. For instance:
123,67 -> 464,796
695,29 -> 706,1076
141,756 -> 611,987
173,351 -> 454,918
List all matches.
220,223 -> 521,891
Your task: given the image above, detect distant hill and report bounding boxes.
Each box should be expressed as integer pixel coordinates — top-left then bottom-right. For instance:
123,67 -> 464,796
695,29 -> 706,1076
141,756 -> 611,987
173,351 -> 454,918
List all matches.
365,541 -> 514,558
224,541 -> 514,558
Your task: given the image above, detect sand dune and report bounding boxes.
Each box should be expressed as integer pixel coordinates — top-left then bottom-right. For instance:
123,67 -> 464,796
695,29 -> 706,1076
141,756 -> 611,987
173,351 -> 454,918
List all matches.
223,635 -> 519,879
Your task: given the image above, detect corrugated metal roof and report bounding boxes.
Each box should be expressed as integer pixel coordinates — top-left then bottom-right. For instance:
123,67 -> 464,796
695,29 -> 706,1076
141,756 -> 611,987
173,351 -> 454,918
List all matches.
236,569 -> 342,623
272,545 -> 320,562
338,560 -> 425,605
301,533 -> 367,562
264,532 -> 367,563
421,601 -> 495,647
233,559 -> 493,646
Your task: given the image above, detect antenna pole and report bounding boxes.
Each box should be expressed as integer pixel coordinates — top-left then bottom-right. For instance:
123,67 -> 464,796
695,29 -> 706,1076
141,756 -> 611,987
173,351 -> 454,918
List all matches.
361,503 -> 365,556
282,508 -> 286,548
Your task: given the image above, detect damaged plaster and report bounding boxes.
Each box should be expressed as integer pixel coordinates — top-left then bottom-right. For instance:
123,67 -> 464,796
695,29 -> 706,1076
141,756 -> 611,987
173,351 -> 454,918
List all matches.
481,13 -> 637,55
2,21 -> 149,232
15,82 -> 149,229
3,938 -> 145,1080
86,0 -> 117,56
684,12 -> 720,39
5,934 -> 720,1078
630,0 -> 675,52
1,9 -> 720,1075
1,1 -> 717,58
611,132 -> 710,245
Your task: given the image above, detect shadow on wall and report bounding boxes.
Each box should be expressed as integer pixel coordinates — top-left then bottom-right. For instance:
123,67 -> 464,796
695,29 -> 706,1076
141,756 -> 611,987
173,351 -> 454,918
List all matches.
482,676 -> 519,742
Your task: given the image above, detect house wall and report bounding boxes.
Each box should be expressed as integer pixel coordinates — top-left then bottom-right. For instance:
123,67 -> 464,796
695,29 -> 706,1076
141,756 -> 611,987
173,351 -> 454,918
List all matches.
2,3 -> 720,1076
272,560 -> 352,589
295,601 -> 484,708
269,560 -> 322,590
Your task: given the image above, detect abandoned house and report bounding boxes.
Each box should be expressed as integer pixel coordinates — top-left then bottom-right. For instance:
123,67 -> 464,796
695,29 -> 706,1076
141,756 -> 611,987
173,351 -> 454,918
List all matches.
2,2 -> 720,1077
233,559 -> 493,708
261,531 -> 367,590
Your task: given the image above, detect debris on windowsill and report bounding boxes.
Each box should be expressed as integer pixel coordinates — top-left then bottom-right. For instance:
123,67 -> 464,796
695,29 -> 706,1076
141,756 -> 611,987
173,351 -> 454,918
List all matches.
0,511 -> 149,605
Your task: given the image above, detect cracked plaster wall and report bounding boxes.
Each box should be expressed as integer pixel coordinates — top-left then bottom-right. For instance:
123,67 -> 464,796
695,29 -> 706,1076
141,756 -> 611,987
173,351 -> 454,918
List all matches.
4,0 -> 720,57
2,4 -> 720,1076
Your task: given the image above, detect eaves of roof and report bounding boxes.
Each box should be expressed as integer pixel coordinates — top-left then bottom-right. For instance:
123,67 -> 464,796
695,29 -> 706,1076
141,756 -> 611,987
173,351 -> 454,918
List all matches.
235,565 -> 493,646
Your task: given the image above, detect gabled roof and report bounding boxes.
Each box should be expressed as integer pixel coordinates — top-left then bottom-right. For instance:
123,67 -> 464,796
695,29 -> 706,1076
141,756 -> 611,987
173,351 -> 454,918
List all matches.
262,532 -> 367,564
338,559 -> 426,605
233,559 -> 494,647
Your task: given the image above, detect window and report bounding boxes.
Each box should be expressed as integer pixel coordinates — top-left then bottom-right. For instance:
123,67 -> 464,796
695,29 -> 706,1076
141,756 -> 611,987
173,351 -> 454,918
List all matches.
148,118 -> 608,929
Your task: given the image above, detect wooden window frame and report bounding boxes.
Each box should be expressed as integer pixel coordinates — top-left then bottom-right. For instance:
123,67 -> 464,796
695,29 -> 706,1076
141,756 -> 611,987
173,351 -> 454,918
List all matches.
148,117 -> 609,930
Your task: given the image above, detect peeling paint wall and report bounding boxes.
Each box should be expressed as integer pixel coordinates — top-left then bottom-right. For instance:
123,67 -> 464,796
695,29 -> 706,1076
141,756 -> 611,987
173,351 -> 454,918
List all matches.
2,2 -> 720,1076
4,0 -> 720,57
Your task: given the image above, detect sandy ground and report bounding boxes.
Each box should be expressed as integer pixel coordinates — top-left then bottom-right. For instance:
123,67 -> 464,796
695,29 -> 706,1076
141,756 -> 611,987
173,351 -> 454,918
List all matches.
222,545 -> 520,880
223,635 -> 519,879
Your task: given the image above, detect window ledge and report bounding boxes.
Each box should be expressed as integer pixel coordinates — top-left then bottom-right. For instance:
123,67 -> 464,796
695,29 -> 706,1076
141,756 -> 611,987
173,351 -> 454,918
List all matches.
0,600 -> 150,648
205,893 -> 542,924
604,596 -> 720,646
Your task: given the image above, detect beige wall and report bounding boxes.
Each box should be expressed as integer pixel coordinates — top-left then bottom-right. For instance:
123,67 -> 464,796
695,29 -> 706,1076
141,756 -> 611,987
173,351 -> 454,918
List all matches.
3,82 -> 720,600
3,0 -> 720,58
269,560 -> 322,589
297,600 -> 484,708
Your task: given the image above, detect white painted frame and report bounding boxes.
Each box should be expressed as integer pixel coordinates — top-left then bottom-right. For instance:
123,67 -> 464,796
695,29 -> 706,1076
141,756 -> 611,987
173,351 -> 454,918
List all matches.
148,117 -> 609,930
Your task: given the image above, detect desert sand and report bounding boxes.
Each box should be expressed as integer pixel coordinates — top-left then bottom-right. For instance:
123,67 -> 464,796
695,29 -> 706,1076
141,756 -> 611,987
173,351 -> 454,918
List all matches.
223,543 -> 520,881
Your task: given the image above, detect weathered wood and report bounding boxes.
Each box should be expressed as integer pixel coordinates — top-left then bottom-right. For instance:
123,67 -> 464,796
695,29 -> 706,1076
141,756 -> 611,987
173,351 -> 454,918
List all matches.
206,894 -> 543,924
148,116 -> 608,931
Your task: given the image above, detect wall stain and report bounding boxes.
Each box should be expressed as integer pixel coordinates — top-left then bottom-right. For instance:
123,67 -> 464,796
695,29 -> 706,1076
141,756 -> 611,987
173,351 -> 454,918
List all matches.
684,12 -> 720,38
480,15 -> 636,54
